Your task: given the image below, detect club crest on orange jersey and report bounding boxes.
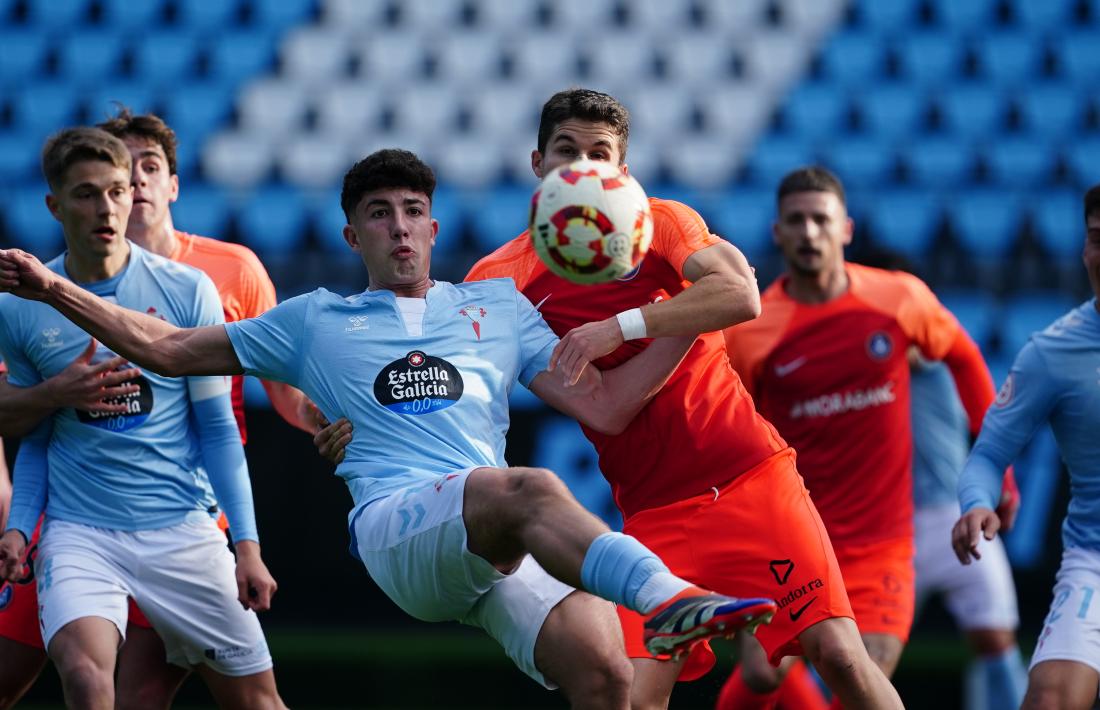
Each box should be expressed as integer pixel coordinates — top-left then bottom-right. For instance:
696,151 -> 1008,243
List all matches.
865,331 -> 893,361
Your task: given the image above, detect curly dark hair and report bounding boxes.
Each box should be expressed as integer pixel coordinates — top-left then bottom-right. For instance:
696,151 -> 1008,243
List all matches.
340,149 -> 436,223
97,107 -> 179,175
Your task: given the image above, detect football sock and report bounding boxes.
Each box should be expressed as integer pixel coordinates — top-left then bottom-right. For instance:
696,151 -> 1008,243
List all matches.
579,532 -> 691,613
965,646 -> 1027,710
776,660 -> 830,710
715,666 -> 780,710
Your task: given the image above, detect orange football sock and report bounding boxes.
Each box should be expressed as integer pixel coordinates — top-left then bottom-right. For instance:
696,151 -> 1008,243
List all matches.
776,660 -> 829,710
716,666 -> 780,710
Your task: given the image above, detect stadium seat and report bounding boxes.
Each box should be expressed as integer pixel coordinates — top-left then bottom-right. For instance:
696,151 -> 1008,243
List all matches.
625,84 -> 695,142
5,185 -> 65,255
354,33 -> 429,79
617,135 -> 662,188
855,84 -> 927,139
0,30 -> 50,86
423,186 -> 464,257
314,190 -> 350,253
938,84 -> 1008,139
696,0 -> 771,30
159,82 -> 235,141
506,30 -> 582,84
435,134 -> 506,188
744,32 -> 814,89
464,84 -> 540,140
172,183 -> 232,239
433,31 -> 506,84
975,32 -> 1043,88
664,135 -> 739,189
818,31 -> 886,87
237,185 -> 310,256
319,0 -> 389,28
547,0 -> 617,27
929,0 -> 999,32
778,0 -> 847,37
1017,82 -> 1082,139
0,130 -> 41,181
388,84 -> 462,138
625,0 -> 692,28
98,0 -> 165,30
87,83 -> 157,123
1064,137 -> 1100,185
237,79 -> 310,138
778,83 -> 849,140
173,137 -> 201,180
745,135 -> 816,187
249,0 -> 317,30
903,136 -> 976,186
696,83 -> 774,149
280,27 -> 351,82
1055,30 -> 1100,86
471,0 -> 541,28
1030,188 -> 1083,260
315,81 -> 386,138
585,32 -> 659,86
174,0 -> 241,31
705,187 -> 776,259
947,190 -> 1024,258
820,136 -> 896,188
985,137 -> 1055,187
533,418 -> 621,531
276,133 -> 349,188
392,0 -> 467,29
466,185 -> 529,252
205,30 -> 277,87
23,0 -> 91,27
855,0 -> 921,32
867,189 -> 943,259
56,31 -> 126,84
1000,292 -> 1077,355
897,32 -> 964,88
938,288 -> 999,350
130,30 -> 199,86
662,30 -> 739,86
1011,0 -> 1076,31
202,131 -> 274,188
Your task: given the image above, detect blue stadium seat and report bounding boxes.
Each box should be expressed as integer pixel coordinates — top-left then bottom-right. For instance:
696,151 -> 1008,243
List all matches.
237,185 -> 309,256
903,136 -> 976,186
56,31 -> 127,84
1065,137 -> 1100,185
1030,189 -> 1083,260
424,186 -> 464,258
468,185 -> 528,252
855,84 -> 927,138
985,137 -> 1055,187
172,137 -> 201,181
171,184 -> 232,239
897,33 -> 964,88
818,31 -> 886,87
705,187 -> 775,259
174,0 -> 241,31
820,136 -> 896,188
745,135 -> 816,187
780,83 -> 849,140
856,0 -> 921,32
929,0 -> 998,32
205,30 -> 277,87
0,131 -> 41,181
867,190 -> 942,259
975,32 -> 1042,87
87,83 -> 157,122
1018,82 -> 1082,139
939,84 -> 1007,139
948,190 -> 1024,257
1011,0 -> 1076,30
315,191 -> 350,253
939,288 -> 999,350
130,30 -> 199,86
23,0 -> 91,27
532,417 -> 620,531
11,83 -> 82,138
1056,30 -> 1100,85
4,185 -> 64,255
99,0 -> 165,30
249,0 -> 318,31
0,30 -> 49,86
160,83 -> 234,140
1000,292 -> 1077,355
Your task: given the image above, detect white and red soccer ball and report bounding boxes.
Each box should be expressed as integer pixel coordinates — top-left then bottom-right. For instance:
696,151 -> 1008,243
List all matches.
530,160 -> 654,284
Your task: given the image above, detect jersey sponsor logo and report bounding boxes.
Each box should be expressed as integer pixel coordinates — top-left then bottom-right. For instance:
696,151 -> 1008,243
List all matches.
345,315 -> 369,332
459,305 -> 487,340
775,578 -> 823,615
866,331 -> 894,360
76,366 -> 154,432
41,327 -> 63,349
995,373 -> 1015,408
204,644 -> 258,661
773,355 -> 808,378
769,559 -> 795,585
374,350 -> 464,415
789,381 -> 896,420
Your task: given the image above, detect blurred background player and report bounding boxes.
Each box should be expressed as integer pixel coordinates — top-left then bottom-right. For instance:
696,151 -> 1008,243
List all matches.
466,88 -> 901,710
0,127 -> 285,709
954,184 -> 1100,710
0,147 -> 778,709
723,166 -> 997,708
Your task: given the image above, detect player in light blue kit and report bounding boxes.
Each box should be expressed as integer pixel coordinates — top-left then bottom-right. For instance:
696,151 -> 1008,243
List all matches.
0,127 -> 285,709
0,149 -> 777,709
954,184 -> 1100,710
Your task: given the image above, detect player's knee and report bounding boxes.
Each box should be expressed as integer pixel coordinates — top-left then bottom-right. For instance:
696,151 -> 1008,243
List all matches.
742,660 -> 783,693
505,467 -> 571,509
562,650 -> 632,708
1022,684 -> 1071,710
803,624 -> 864,682
60,660 -> 114,704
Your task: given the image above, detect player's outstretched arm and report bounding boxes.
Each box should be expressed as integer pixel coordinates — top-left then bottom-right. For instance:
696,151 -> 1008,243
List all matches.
532,335 -> 696,434
0,439 -> 10,535
0,421 -> 51,581
0,249 -> 241,377
262,381 -> 325,435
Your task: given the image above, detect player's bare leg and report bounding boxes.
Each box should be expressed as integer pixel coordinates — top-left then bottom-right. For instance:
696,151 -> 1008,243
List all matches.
195,666 -> 286,710
0,636 -> 47,709
627,657 -> 681,710
48,617 -> 121,710
799,618 -> 903,709
115,622 -> 189,710
861,632 -> 904,678
1022,660 -> 1099,710
534,591 -> 633,710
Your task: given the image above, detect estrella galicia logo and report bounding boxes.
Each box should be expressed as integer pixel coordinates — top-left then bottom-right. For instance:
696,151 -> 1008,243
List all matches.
76,365 -> 154,432
0,584 -> 12,610
374,351 -> 464,415
769,559 -> 794,585
866,331 -> 894,361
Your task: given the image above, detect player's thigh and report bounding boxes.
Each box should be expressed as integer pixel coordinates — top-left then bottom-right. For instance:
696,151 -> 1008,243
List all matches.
835,537 -> 915,652
1023,660 -> 1099,710
352,469 -> 509,622
0,635 -> 47,710
129,519 -> 272,678
1029,548 -> 1100,689
47,616 -> 122,680
195,666 -> 285,710
116,621 -> 189,710
862,632 -> 905,678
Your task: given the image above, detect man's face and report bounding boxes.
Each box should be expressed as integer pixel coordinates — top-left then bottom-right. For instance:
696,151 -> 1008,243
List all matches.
47,160 -> 133,262
1085,213 -> 1100,300
343,188 -> 437,291
532,119 -> 625,179
123,136 -> 178,233
773,191 -> 853,277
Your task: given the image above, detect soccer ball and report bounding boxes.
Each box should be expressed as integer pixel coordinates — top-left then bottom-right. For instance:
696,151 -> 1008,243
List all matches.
530,160 -> 654,284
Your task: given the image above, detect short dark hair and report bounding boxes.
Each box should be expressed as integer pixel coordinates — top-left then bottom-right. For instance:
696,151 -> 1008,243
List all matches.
1085,184 -> 1100,223
340,149 -> 436,222
537,88 -> 630,162
97,107 -> 179,175
777,166 -> 847,207
41,127 -> 131,192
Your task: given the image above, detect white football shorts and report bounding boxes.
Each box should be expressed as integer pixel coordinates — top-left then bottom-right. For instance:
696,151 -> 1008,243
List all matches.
350,469 -> 574,688
1031,546 -> 1100,678
36,516 -> 272,676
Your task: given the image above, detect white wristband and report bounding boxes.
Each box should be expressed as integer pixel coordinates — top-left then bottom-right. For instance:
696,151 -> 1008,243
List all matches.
615,308 -> 648,341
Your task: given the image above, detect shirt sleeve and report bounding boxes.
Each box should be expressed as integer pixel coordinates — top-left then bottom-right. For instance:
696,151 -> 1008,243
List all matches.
190,396 -> 258,543
0,304 -> 42,388
649,200 -> 724,278
5,419 -> 52,540
958,341 -> 1059,512
515,288 -> 560,386
223,292 -> 311,385
895,274 -> 961,361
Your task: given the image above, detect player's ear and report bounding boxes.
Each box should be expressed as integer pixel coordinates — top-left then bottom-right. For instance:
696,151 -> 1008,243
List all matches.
45,193 -> 62,222
843,217 -> 855,246
167,173 -> 179,204
430,218 -> 439,245
343,224 -> 361,253
620,163 -> 630,176
531,150 -> 544,179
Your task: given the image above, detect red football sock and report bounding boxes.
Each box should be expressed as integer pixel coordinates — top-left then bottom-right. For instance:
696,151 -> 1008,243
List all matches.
828,695 -> 844,710
776,660 -> 829,710
716,666 -> 780,710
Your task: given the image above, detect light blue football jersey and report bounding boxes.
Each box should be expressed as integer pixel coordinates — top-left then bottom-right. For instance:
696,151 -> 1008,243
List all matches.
0,243 -> 227,532
224,279 -> 558,511
911,362 -> 971,508
959,300 -> 1100,550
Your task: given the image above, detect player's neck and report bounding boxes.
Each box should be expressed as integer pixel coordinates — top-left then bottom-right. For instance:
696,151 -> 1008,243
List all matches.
371,279 -> 434,298
65,242 -> 131,284
785,264 -> 849,304
127,216 -> 178,259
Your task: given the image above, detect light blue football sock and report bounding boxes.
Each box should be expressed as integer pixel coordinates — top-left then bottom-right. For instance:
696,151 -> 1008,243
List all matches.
579,532 -> 690,613
965,646 -> 1028,710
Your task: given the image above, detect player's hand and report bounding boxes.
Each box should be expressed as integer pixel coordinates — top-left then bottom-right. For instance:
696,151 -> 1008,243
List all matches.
234,540 -> 277,612
951,507 -> 1000,565
43,338 -> 142,413
549,317 -> 623,387
0,249 -> 57,301
313,417 -> 352,465
0,530 -> 27,583
996,465 -> 1021,532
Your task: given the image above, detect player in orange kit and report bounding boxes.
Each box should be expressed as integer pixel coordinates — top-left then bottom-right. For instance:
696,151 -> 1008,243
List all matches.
0,110 -> 318,709
464,89 -> 902,710
720,166 -> 997,708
